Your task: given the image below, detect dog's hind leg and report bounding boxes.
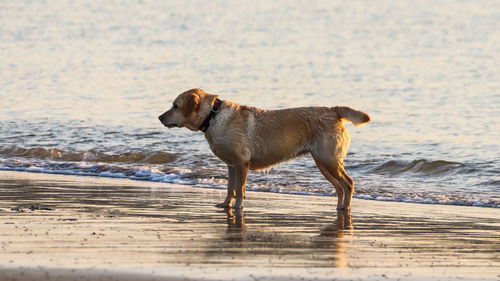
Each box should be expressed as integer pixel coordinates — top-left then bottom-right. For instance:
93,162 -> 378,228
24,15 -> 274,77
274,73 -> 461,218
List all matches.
216,165 -> 236,208
312,155 -> 346,210
339,168 -> 354,210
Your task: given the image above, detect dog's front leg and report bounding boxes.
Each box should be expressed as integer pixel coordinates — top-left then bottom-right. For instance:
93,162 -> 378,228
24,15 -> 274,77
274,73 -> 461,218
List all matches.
216,165 -> 236,208
233,162 -> 249,209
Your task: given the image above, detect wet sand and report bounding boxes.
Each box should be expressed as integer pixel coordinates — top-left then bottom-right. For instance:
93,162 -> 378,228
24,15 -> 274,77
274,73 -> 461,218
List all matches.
0,170 -> 498,281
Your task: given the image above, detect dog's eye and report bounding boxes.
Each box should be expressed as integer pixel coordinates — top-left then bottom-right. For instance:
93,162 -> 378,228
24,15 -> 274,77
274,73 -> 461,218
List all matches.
173,104 -> 178,109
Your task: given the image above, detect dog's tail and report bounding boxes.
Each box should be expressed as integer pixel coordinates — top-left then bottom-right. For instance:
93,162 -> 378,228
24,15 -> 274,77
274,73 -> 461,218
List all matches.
334,106 -> 371,127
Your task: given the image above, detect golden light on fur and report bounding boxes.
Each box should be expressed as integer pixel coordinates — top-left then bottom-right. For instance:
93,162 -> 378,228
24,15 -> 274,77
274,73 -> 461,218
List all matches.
159,89 -> 370,211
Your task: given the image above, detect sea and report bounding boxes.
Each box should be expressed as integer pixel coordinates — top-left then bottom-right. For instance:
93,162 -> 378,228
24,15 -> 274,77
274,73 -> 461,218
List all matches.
1,0 -> 499,207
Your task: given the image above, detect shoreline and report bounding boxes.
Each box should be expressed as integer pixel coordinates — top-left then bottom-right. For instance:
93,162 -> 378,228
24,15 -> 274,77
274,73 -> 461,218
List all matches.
0,170 -> 499,281
0,167 -> 497,209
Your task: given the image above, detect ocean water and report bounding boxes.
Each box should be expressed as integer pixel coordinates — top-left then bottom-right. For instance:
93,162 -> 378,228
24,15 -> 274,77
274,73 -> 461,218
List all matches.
1,0 -> 499,207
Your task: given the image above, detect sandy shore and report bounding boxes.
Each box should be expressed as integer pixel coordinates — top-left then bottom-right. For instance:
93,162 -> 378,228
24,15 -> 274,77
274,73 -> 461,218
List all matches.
0,170 -> 498,281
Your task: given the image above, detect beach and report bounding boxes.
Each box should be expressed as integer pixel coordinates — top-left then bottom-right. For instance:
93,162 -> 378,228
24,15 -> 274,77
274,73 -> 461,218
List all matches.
0,170 -> 498,281
1,0 -> 499,280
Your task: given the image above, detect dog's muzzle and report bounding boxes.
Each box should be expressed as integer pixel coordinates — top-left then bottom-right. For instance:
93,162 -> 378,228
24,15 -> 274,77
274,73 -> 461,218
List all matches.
158,114 -> 166,124
158,114 -> 177,128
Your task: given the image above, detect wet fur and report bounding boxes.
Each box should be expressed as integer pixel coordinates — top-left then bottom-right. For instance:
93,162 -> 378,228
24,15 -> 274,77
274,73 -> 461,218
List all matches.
159,89 -> 370,210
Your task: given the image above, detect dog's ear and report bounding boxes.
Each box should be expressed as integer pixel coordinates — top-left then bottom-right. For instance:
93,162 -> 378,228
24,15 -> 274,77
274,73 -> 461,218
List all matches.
182,92 -> 200,117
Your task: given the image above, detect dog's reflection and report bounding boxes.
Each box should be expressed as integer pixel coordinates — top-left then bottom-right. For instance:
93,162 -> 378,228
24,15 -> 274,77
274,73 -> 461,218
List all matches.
320,209 -> 353,235
319,210 -> 353,268
224,208 -> 246,242
224,209 -> 351,231
222,208 -> 353,267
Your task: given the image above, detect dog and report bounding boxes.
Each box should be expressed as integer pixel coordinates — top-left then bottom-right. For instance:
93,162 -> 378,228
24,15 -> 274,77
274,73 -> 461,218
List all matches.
159,88 -> 370,210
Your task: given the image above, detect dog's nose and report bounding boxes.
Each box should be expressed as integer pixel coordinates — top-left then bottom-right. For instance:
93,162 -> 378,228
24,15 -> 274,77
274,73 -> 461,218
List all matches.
158,114 -> 164,122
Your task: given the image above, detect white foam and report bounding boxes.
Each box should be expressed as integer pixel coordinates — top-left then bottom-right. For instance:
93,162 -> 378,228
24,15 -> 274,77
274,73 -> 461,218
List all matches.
134,168 -> 151,177
98,171 -> 126,178
0,159 -> 498,208
77,162 -> 101,169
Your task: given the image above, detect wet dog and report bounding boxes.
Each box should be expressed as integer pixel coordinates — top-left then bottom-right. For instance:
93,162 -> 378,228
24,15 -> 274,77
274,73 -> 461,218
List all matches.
159,89 -> 370,210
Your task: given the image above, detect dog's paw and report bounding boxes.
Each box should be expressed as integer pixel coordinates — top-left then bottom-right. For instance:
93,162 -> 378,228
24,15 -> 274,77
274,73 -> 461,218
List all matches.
215,202 -> 231,208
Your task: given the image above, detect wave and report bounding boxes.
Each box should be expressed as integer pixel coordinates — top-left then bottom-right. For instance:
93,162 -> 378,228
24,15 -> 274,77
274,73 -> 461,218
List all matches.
370,159 -> 477,176
0,147 -> 176,164
475,179 -> 500,187
0,148 -> 484,178
0,147 -> 498,208
0,158 -> 498,208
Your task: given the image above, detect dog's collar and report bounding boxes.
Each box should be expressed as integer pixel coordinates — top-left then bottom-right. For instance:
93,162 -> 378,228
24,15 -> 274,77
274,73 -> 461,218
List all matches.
199,98 -> 222,132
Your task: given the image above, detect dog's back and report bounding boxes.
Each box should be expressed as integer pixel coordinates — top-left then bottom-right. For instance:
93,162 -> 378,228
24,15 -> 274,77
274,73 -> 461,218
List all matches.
217,105 -> 369,171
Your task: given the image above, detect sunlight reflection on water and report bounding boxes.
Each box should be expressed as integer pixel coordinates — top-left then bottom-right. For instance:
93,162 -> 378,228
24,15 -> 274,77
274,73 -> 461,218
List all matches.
0,0 -> 499,207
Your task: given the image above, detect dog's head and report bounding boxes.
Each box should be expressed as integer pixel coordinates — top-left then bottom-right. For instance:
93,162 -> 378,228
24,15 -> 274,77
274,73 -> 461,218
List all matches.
158,88 -> 218,131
